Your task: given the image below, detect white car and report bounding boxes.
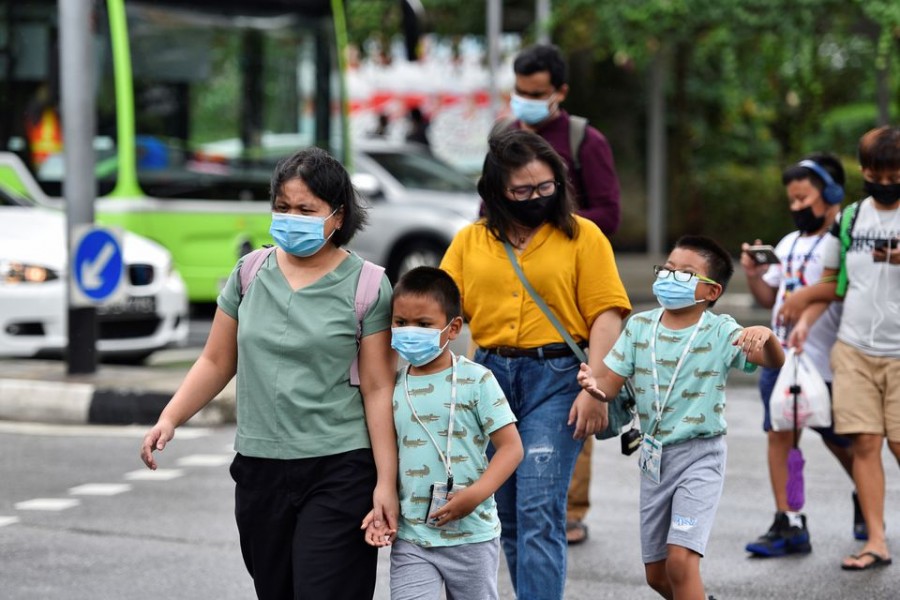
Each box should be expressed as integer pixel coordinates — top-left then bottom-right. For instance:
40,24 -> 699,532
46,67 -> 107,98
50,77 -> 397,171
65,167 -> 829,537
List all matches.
0,160 -> 188,362
349,140 -> 481,280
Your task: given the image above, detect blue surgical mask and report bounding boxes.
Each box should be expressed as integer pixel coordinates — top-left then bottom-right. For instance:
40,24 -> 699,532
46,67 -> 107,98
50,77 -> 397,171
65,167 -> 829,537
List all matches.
269,210 -> 337,257
510,93 -> 556,125
391,323 -> 451,367
652,277 -> 704,310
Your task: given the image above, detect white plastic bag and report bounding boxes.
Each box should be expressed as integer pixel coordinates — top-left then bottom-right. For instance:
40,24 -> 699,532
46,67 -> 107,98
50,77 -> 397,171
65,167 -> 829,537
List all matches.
770,348 -> 832,431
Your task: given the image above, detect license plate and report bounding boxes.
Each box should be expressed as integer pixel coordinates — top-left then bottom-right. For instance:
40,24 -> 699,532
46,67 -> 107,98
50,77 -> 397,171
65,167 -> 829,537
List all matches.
96,296 -> 157,318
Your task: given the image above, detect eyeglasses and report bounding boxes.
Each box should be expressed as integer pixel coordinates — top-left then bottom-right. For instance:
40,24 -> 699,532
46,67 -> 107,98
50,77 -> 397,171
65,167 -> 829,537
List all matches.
653,265 -> 719,285
507,180 -> 559,201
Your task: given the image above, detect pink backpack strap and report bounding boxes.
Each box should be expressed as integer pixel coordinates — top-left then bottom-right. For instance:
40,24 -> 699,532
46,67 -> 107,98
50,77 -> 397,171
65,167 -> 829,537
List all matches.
239,246 -> 276,298
350,260 -> 386,386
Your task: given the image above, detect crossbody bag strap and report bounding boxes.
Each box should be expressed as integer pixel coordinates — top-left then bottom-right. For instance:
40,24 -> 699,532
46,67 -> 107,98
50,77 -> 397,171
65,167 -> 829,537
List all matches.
502,242 -> 587,363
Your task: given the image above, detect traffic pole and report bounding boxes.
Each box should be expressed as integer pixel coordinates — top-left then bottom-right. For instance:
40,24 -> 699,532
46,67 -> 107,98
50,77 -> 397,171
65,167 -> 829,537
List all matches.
60,0 -> 98,374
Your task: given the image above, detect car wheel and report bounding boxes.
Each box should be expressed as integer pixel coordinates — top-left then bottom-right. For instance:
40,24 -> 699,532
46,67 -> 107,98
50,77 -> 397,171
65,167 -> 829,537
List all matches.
388,239 -> 447,283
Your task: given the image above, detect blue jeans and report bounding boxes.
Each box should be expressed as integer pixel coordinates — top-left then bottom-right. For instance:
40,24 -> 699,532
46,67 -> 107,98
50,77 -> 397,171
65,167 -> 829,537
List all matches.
475,349 -> 584,600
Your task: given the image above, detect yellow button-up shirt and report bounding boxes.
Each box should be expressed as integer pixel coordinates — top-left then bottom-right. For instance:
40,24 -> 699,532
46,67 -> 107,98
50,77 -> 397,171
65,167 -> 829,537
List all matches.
440,216 -> 631,349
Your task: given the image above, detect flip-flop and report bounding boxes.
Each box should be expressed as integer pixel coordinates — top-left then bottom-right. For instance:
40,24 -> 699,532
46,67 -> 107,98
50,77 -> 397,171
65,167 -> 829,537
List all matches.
840,551 -> 893,571
566,520 -> 589,545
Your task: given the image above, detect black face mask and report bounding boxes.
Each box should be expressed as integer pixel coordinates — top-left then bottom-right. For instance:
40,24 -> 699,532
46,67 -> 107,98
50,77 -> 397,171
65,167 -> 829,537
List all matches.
505,194 -> 555,228
791,206 -> 826,233
864,180 -> 900,206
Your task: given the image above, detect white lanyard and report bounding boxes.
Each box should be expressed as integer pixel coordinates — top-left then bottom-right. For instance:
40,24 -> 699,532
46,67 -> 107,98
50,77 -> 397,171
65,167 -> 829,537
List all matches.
403,353 -> 458,488
649,311 -> 706,435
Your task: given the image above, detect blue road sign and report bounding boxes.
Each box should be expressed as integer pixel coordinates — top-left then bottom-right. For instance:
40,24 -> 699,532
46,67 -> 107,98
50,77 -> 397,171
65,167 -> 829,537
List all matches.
73,228 -> 123,302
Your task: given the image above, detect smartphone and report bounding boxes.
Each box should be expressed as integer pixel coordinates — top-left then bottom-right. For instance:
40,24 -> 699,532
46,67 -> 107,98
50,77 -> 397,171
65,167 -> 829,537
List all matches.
873,238 -> 899,251
745,245 -> 780,265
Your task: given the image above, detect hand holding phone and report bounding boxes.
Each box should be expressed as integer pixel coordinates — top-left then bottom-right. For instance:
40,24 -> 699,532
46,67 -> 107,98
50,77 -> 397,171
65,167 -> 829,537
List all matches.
873,238 -> 899,251
745,245 -> 780,265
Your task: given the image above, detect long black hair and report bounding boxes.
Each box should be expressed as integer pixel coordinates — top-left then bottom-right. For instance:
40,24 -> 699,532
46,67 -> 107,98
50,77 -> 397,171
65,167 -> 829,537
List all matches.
478,129 -> 578,242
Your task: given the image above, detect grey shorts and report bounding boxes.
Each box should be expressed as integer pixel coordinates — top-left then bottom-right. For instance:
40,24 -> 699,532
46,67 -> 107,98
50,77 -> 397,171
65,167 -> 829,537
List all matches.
640,435 -> 726,564
390,537 -> 500,600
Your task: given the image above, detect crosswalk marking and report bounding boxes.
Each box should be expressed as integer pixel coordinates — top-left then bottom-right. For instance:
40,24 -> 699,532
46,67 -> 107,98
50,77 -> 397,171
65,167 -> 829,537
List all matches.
176,454 -> 232,467
69,483 -> 133,496
15,498 -> 81,511
0,516 -> 20,527
123,468 -> 184,481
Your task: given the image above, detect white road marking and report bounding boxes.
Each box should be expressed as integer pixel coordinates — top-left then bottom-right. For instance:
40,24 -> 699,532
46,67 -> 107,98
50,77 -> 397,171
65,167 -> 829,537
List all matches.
0,516 -> 20,527
176,454 -> 232,467
0,421 -> 212,439
15,498 -> 81,511
68,483 -> 133,496
123,468 -> 184,481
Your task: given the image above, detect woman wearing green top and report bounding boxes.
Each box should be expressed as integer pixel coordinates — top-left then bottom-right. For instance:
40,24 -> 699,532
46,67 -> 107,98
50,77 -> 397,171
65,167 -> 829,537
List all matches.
140,148 -> 399,599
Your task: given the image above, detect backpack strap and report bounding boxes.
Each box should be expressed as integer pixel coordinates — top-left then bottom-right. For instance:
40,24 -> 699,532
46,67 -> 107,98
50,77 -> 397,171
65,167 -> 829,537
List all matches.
239,246 -> 276,298
349,260 -> 386,386
568,115 -> 588,173
836,201 -> 860,298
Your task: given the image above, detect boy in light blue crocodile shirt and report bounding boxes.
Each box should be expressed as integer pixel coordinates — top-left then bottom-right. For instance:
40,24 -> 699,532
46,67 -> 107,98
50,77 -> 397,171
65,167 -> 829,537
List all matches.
362,266 -> 522,600
578,235 -> 784,600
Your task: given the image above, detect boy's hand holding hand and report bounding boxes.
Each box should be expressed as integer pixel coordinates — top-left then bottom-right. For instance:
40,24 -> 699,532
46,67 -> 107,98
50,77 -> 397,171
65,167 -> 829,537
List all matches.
577,363 -> 606,401
361,508 -> 396,547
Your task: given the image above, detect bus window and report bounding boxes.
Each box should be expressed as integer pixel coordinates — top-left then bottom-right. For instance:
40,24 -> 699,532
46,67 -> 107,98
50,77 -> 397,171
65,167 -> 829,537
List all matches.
127,3 -> 337,201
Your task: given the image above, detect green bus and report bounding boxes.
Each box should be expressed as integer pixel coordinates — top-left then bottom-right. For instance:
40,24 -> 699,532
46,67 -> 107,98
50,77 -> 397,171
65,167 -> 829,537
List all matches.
0,0 -> 414,302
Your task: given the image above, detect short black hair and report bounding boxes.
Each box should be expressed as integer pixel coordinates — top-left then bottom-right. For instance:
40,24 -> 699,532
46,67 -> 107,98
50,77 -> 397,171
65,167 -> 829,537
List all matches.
478,129 -> 578,241
513,44 -> 568,88
858,126 -> 900,174
781,152 -> 846,190
392,267 -> 462,322
269,147 -> 367,247
672,235 -> 733,307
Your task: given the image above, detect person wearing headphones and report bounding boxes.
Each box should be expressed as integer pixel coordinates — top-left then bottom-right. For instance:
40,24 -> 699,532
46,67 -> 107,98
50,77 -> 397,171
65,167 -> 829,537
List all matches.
739,153 -> 858,558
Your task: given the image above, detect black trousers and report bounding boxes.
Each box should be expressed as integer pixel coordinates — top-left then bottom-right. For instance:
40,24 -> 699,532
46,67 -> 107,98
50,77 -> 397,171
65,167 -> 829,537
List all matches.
230,449 -> 379,599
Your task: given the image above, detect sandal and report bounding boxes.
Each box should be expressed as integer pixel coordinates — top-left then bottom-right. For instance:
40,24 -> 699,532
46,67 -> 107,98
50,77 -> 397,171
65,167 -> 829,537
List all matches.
840,551 -> 893,571
566,520 -> 589,545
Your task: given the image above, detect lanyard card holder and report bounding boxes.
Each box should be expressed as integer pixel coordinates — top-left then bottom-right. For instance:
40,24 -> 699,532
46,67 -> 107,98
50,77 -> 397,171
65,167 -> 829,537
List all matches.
426,481 -> 465,530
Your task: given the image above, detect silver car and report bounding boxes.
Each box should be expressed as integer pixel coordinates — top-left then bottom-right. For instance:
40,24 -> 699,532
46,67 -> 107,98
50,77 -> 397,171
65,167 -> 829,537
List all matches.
349,140 -> 480,281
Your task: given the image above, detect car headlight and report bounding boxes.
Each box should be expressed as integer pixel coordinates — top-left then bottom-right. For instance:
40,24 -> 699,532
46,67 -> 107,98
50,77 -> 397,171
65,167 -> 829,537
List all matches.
0,260 -> 60,284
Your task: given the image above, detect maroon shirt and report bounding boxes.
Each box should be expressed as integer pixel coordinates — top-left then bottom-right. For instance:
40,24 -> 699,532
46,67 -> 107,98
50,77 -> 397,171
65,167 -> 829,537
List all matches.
520,110 -> 621,235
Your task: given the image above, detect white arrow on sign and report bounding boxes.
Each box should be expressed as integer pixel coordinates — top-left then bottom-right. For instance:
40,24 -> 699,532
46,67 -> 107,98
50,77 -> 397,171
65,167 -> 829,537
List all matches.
80,241 -> 116,290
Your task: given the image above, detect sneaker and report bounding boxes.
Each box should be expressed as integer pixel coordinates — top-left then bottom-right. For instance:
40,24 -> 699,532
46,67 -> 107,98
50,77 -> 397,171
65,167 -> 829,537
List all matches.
853,491 -> 869,541
745,512 -> 812,557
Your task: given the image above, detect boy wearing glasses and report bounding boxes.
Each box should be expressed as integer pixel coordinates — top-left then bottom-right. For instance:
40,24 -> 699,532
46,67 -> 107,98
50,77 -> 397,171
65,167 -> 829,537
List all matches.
578,235 -> 784,600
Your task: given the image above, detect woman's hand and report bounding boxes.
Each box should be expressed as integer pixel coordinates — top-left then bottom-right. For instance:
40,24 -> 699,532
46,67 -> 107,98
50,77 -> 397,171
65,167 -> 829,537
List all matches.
139,418 -> 175,470
371,481 -> 399,537
568,389 -> 608,440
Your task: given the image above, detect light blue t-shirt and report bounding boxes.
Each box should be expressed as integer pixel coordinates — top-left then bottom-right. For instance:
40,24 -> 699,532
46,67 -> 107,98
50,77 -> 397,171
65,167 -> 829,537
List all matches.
394,355 -> 516,547
604,308 -> 756,446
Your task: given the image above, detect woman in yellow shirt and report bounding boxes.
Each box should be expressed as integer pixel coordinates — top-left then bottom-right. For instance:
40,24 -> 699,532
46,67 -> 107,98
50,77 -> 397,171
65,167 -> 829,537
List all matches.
441,129 -> 631,599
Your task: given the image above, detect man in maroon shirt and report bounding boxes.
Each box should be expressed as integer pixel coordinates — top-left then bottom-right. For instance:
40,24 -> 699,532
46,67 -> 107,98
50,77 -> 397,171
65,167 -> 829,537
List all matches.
510,43 -> 621,235
507,43 -> 623,545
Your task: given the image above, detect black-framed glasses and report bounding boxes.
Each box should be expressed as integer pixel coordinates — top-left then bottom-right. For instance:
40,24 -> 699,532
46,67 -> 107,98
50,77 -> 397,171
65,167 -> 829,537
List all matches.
653,265 -> 718,285
507,180 -> 559,201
